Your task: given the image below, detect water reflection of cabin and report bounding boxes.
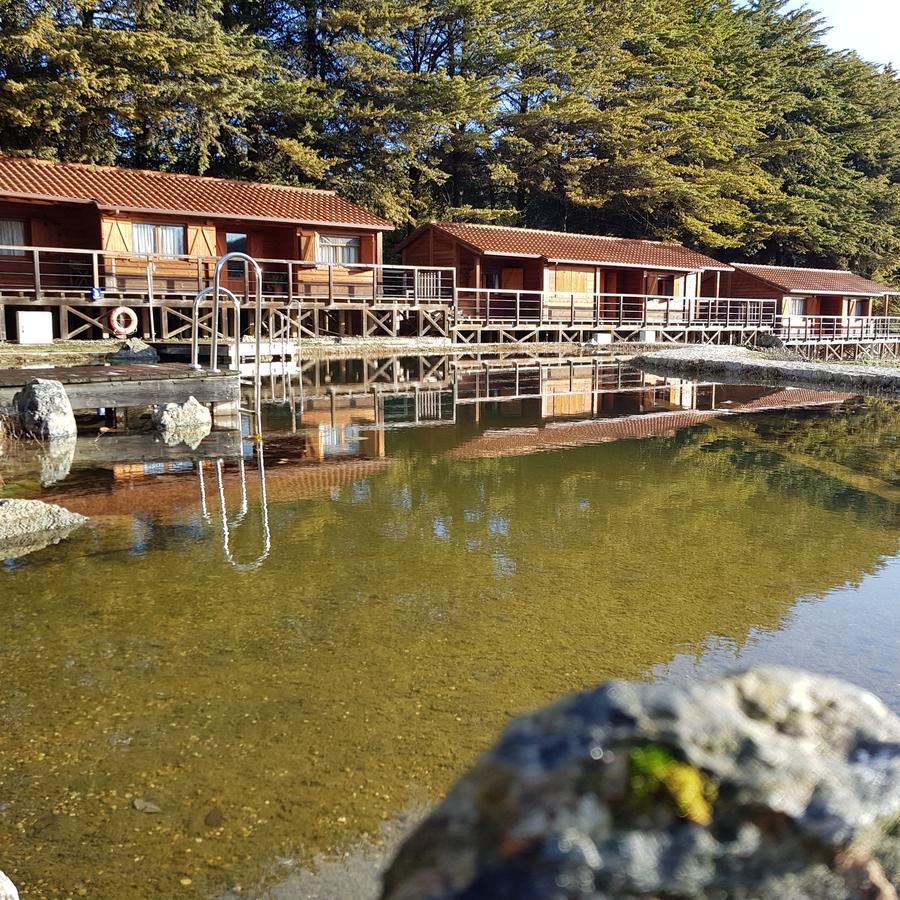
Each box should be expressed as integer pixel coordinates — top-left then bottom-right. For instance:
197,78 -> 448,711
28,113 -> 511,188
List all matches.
0,156 -> 451,341
396,221 -> 742,336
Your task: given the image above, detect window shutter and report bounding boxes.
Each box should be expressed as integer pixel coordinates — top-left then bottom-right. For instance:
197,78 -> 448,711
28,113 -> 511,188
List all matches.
102,218 -> 132,253
187,225 -> 216,257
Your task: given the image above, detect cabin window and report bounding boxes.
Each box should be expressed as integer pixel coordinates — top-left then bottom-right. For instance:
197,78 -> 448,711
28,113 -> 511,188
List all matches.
785,297 -> 806,317
853,300 -> 868,316
226,232 -> 248,276
133,222 -> 185,256
317,235 -> 360,265
0,219 -> 26,256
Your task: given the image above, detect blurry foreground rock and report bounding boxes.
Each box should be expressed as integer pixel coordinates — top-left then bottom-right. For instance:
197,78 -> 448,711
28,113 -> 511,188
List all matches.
0,869 -> 18,900
382,668 -> 900,900
151,396 -> 212,449
0,498 -> 87,560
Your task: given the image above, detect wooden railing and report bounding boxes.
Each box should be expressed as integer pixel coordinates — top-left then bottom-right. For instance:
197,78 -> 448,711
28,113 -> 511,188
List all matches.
777,315 -> 900,343
0,244 -> 456,306
456,288 -> 779,328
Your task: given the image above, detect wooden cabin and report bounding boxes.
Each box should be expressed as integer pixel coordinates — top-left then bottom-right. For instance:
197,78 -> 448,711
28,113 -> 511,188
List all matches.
396,221 -> 733,324
0,156 -> 393,340
717,264 -> 893,322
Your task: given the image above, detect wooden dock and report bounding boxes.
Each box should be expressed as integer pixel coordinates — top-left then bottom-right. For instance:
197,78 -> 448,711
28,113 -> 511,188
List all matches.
0,363 -> 240,410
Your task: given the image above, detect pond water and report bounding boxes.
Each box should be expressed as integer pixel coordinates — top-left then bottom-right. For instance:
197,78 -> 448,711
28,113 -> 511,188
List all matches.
1,356 -> 899,899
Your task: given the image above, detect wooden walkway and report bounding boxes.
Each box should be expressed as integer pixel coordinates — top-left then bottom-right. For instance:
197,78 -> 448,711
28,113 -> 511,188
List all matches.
0,363 -> 240,409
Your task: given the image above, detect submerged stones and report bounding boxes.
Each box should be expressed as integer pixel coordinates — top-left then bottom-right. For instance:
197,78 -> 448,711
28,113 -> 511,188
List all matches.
381,667 -> 900,900
151,396 -> 212,449
13,378 -> 77,439
0,498 -> 87,560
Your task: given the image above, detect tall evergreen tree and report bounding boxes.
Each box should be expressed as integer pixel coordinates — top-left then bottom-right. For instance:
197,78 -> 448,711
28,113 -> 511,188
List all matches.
1,0 -> 899,278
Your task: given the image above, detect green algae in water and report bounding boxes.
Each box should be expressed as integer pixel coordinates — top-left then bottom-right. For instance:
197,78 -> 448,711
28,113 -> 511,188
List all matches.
0,390 -> 899,898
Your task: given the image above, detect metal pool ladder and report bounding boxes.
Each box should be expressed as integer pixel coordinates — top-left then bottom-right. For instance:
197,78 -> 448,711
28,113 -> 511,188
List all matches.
190,252 -> 267,435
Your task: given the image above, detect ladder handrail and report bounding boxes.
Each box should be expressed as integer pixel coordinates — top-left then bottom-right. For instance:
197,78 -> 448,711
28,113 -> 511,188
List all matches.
190,285 -> 241,371
214,253 -> 263,430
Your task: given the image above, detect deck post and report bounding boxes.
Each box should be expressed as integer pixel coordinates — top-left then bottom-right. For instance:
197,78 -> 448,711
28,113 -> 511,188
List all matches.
515,291 -> 520,327
92,252 -> 100,294
33,249 -> 42,301
328,264 -> 335,306
372,265 -> 378,303
146,259 -> 157,340
287,262 -> 294,305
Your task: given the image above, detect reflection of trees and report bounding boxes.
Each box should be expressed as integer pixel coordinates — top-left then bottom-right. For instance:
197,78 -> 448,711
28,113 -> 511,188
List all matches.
677,401 -> 900,527
729,399 -> 900,485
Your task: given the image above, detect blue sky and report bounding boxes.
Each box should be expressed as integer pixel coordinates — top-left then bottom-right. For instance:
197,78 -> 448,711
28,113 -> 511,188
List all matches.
788,0 -> 900,68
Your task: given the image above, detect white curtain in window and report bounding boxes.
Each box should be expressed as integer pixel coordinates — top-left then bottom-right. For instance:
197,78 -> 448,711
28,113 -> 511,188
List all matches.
785,298 -> 805,317
318,235 -> 361,265
133,223 -> 156,254
158,225 -> 185,256
0,219 -> 26,256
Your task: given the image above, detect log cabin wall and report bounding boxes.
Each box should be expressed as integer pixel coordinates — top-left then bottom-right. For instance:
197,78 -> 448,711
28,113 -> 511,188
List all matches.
0,199 -> 101,250
716,269 -> 782,300
0,201 -> 102,299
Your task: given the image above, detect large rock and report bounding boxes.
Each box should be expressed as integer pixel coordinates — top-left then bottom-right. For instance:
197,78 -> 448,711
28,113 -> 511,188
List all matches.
108,337 -> 158,364
0,498 -> 87,560
382,668 -> 900,900
13,378 -> 76,439
151,395 -> 212,449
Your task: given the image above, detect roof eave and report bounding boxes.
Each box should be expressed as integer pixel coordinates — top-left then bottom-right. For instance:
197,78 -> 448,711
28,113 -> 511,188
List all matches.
788,287 -> 891,297
0,189 -> 96,206
101,204 -> 393,230
0,190 -> 392,230
483,250 -> 543,259
546,257 -> 732,273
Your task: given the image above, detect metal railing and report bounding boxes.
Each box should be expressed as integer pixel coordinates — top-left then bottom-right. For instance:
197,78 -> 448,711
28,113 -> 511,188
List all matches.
0,243 -> 455,306
777,315 -> 900,343
456,288 -> 778,328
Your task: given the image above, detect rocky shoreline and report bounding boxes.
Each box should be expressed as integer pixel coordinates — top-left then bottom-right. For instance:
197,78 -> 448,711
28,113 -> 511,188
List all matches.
634,345 -> 900,394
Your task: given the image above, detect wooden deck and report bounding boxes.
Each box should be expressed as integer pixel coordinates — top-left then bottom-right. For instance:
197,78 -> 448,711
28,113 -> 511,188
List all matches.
0,362 -> 240,409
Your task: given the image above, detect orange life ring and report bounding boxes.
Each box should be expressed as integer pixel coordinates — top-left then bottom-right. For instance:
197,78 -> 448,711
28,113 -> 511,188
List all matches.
109,306 -> 139,337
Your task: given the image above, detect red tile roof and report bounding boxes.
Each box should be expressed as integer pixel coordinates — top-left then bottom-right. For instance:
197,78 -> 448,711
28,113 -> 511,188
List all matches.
733,263 -> 893,297
401,221 -> 731,271
0,156 -> 392,229
442,390 -> 854,460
